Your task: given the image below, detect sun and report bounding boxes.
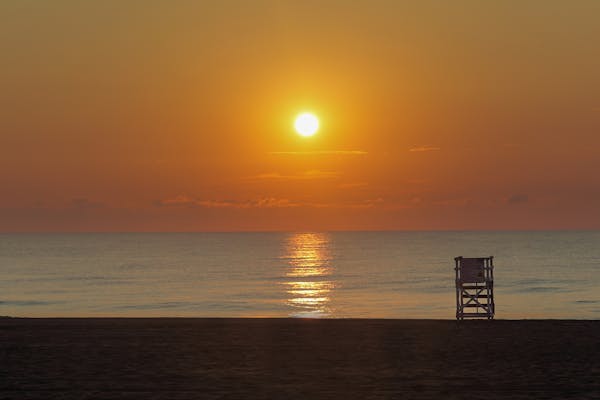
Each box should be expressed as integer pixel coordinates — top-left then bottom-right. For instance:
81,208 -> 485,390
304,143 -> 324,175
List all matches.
294,113 -> 319,137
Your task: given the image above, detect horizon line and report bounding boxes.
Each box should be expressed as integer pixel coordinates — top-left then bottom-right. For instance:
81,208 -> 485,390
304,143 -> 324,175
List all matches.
2,228 -> 599,234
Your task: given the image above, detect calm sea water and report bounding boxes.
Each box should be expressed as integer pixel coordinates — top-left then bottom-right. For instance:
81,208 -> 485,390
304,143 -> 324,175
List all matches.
1,232 -> 599,319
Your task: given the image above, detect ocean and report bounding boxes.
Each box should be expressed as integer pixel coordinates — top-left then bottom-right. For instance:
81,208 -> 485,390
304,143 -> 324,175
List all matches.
1,231 -> 599,319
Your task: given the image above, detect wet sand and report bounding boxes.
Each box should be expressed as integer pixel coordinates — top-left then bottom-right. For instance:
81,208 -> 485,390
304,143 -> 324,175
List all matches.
1,318 -> 598,399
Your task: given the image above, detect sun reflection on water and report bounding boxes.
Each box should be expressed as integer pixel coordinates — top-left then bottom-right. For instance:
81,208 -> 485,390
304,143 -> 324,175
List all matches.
282,233 -> 335,317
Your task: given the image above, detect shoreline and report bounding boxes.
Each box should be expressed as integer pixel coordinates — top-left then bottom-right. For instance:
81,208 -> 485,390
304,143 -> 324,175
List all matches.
3,316 -> 598,321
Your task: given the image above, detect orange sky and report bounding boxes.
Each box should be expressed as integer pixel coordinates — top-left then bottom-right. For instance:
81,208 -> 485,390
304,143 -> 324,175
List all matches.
1,1 -> 599,231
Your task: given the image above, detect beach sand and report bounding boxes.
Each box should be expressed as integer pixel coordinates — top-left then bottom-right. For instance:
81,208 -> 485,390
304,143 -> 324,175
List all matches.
1,318 -> 598,399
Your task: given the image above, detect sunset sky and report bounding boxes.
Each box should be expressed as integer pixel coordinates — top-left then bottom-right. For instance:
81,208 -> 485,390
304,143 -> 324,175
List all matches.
1,1 -> 599,231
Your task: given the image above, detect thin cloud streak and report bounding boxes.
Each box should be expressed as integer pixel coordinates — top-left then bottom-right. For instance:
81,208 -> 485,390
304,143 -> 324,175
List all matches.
156,195 -> 384,209
409,146 -> 440,152
338,182 -> 368,189
246,170 -> 340,181
269,150 -> 367,155
507,194 -> 529,205
156,196 -> 300,209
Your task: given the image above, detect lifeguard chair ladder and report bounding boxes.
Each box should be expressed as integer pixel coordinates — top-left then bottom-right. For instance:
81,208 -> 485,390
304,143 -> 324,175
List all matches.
455,256 -> 494,320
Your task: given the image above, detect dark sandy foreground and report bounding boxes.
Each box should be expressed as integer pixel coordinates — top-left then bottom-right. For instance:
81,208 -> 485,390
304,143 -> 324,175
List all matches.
1,319 -> 599,399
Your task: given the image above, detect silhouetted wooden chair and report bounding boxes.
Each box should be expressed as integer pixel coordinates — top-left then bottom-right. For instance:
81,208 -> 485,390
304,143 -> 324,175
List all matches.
454,256 -> 495,320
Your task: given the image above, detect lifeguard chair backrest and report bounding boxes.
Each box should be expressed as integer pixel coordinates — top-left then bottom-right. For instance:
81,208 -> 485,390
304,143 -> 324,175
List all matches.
459,257 -> 485,283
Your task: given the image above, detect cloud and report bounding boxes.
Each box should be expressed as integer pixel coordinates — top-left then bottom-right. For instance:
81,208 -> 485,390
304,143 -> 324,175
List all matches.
308,198 -> 384,209
155,195 -> 195,206
156,195 -> 384,210
432,198 -> 473,207
247,170 -> 340,181
338,182 -> 368,189
409,146 -> 440,152
409,196 -> 423,205
268,150 -> 367,155
155,196 -> 301,209
200,198 -> 302,209
302,170 -> 339,179
252,198 -> 300,208
507,194 -> 529,205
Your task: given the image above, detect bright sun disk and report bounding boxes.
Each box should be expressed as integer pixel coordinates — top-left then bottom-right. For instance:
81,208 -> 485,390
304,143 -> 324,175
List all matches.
294,113 -> 319,137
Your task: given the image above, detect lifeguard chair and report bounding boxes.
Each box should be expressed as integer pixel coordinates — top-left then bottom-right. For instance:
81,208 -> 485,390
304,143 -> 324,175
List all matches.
454,256 -> 495,320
